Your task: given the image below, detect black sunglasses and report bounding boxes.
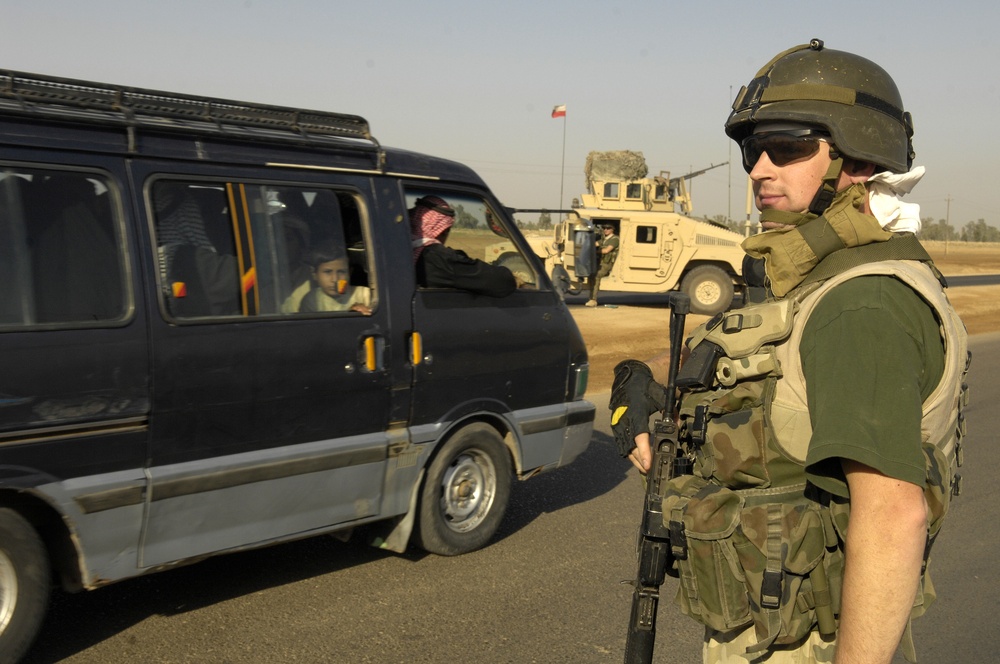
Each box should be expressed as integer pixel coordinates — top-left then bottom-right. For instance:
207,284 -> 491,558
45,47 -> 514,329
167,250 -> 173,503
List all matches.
740,130 -> 832,173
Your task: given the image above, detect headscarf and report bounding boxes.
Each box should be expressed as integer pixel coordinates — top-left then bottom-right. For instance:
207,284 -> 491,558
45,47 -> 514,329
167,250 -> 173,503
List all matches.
409,196 -> 455,262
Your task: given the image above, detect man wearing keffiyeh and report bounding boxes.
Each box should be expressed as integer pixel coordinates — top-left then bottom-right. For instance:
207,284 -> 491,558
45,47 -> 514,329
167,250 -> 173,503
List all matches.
409,196 -> 517,297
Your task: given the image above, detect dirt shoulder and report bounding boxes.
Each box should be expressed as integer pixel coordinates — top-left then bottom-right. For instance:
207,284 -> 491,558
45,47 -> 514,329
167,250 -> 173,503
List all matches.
573,242 -> 1000,394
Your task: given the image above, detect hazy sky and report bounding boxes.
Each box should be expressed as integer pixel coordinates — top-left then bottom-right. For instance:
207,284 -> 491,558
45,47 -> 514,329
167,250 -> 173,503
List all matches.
3,0 -> 997,228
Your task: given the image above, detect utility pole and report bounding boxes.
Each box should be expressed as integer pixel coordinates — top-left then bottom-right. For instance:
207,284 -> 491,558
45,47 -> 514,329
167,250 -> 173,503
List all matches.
728,85 -> 732,225
945,194 -> 952,255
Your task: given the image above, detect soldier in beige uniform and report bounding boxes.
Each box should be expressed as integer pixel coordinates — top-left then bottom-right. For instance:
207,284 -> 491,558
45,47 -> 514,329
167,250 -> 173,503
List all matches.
610,40 -> 969,663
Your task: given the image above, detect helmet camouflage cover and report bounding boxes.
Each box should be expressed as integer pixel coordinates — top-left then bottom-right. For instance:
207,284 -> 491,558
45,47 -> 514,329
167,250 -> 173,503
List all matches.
726,39 -> 914,174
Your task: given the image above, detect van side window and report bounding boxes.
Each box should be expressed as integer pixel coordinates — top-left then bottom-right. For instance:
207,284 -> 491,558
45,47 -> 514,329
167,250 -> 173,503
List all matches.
152,181 -> 240,318
264,186 -> 372,315
406,190 -> 536,292
151,180 -> 371,319
0,167 -> 126,328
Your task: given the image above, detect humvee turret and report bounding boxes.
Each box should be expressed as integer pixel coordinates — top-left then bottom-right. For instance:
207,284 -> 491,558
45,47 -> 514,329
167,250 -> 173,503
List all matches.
488,151 -> 746,315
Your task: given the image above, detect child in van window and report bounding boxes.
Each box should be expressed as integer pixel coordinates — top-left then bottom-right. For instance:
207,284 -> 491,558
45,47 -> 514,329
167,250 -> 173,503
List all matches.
295,245 -> 372,315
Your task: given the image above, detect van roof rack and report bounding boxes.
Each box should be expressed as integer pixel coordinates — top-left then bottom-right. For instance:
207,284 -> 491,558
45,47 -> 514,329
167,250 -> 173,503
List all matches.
0,69 -> 380,155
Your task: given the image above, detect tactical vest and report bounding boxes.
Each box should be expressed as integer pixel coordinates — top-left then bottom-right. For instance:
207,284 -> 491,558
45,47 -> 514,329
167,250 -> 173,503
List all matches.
601,234 -> 619,266
661,259 -> 970,657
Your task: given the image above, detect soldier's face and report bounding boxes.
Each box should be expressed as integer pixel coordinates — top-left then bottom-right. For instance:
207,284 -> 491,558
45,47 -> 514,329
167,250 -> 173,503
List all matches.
749,138 -> 834,219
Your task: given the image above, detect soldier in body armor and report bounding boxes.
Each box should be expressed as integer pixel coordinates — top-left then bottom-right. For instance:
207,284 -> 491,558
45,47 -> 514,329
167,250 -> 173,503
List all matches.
611,40 -> 969,663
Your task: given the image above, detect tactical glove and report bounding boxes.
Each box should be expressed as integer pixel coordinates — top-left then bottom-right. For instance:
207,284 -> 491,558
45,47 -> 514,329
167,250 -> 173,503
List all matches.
609,359 -> 668,458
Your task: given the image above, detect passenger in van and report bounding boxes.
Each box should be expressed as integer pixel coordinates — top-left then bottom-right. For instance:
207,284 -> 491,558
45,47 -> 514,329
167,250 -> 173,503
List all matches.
295,243 -> 372,314
410,196 -> 517,297
155,185 -> 240,316
278,212 -> 314,313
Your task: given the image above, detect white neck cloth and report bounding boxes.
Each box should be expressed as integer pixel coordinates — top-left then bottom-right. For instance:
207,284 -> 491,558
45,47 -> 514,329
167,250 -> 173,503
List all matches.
867,166 -> 925,234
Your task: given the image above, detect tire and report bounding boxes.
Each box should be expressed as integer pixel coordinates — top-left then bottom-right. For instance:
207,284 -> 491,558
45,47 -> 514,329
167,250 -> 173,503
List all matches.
550,265 -> 571,299
415,423 -> 513,556
497,254 -> 535,287
0,509 -> 50,664
680,265 -> 735,316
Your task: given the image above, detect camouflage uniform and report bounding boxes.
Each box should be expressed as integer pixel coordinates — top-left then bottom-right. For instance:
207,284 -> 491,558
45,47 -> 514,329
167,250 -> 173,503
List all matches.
615,39 -> 971,663
662,255 -> 968,662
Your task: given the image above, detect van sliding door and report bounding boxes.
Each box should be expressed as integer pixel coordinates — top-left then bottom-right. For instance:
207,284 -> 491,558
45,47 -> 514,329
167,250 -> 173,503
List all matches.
136,164 -> 395,567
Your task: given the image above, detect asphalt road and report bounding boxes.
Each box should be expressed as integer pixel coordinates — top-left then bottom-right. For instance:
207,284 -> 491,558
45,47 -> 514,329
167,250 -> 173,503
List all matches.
21,334 -> 1000,664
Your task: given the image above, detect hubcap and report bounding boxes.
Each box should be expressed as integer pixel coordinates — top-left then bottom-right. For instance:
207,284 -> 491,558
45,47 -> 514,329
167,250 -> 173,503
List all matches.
439,450 -> 497,533
695,280 -> 721,306
0,550 -> 17,634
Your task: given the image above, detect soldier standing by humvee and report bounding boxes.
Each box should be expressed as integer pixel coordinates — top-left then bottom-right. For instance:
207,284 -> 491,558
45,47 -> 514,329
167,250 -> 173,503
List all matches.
612,39 -> 969,663
586,223 -> 619,307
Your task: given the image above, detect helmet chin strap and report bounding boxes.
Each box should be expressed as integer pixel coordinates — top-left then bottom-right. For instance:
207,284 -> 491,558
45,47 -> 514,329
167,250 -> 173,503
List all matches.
808,154 -> 844,215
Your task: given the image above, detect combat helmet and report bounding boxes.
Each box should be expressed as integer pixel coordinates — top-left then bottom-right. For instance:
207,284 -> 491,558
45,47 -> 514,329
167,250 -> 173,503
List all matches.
726,39 -> 914,174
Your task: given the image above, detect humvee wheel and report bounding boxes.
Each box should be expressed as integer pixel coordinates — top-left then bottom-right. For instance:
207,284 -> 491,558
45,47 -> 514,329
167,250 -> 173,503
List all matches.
551,266 -> 571,298
680,265 -> 734,316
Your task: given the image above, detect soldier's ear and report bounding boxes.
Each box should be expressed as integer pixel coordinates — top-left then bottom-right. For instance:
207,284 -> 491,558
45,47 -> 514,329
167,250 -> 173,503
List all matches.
843,159 -> 876,183
846,159 -> 876,177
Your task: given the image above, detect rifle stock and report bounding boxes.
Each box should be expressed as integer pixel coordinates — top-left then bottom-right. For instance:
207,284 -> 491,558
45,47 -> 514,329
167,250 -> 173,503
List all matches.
623,292 -> 690,664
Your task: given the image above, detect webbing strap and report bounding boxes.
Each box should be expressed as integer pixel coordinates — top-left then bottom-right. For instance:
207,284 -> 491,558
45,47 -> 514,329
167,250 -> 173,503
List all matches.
760,83 -> 856,106
800,234 -> 932,287
670,503 -> 700,619
758,84 -> 907,124
799,217 -> 848,259
745,504 -> 785,654
901,620 -> 917,663
808,157 -> 844,216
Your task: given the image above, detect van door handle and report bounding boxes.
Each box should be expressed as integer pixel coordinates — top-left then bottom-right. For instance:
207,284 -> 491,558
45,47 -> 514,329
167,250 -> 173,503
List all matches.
409,331 -> 432,365
361,335 -> 385,372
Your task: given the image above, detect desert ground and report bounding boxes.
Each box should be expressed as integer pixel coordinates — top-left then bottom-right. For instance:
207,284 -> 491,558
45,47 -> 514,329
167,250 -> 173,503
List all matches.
573,241 -> 1000,393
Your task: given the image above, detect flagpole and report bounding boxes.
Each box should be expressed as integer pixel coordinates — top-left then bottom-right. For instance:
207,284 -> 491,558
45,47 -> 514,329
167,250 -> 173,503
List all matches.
552,104 -> 567,222
559,112 -> 566,222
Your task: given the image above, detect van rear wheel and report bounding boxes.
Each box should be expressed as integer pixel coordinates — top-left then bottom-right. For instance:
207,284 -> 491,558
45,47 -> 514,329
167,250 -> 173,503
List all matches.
415,423 -> 512,556
0,509 -> 50,664
680,265 -> 734,316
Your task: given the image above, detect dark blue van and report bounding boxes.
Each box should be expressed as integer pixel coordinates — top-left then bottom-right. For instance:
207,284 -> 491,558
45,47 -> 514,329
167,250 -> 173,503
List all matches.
0,70 -> 593,662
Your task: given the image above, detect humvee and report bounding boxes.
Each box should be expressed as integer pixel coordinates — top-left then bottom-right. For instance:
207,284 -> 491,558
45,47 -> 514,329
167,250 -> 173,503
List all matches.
488,154 -> 747,316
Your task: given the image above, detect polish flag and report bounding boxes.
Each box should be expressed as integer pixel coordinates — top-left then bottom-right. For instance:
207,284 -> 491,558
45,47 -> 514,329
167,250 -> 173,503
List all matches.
551,104 -> 566,118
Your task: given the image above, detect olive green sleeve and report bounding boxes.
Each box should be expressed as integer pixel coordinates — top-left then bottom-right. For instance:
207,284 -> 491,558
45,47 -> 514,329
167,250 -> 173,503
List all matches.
800,276 -> 944,497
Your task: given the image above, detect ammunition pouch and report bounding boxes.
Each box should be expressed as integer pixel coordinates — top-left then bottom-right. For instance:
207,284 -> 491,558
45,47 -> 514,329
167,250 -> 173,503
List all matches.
662,475 -> 843,650
680,379 -> 777,488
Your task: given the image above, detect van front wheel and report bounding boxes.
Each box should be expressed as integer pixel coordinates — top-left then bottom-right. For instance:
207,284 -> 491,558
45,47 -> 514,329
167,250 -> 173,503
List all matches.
680,265 -> 734,316
415,423 -> 512,556
0,509 -> 50,664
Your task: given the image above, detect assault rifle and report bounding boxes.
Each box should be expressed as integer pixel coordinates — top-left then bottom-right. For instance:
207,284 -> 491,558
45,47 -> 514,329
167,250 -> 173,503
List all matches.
624,292 -> 690,664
